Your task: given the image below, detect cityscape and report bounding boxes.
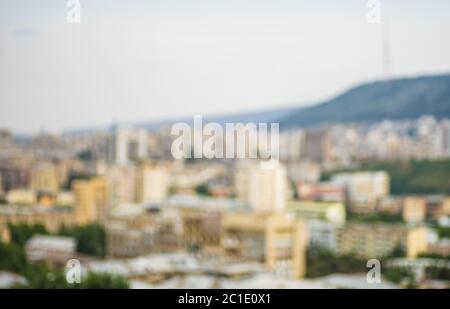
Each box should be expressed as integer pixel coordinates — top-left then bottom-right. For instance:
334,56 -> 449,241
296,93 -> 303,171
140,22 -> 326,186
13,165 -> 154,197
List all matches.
1,1 -> 450,291
1,112 -> 450,289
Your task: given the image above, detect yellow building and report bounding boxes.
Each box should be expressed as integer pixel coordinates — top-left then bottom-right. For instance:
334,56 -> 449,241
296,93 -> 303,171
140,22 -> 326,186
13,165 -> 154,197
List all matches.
222,212 -> 307,279
337,223 -> 427,259
288,200 -> 346,225
30,162 -> 59,193
406,226 -> 428,259
72,177 -> 109,225
402,197 -> 426,223
0,205 -> 75,233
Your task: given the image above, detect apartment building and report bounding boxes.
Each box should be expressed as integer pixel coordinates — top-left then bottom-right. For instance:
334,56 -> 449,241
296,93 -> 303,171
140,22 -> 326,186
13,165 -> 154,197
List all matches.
222,212 -> 307,279
234,160 -> 287,213
30,162 -> 59,193
288,200 -> 346,225
0,205 -> 75,232
135,161 -> 170,203
336,223 -> 428,259
72,177 -> 109,224
402,197 -> 427,223
331,171 -> 390,212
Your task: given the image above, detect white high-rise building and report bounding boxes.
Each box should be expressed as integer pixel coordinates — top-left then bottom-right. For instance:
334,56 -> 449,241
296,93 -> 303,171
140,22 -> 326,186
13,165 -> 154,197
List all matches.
135,162 -> 169,203
235,160 -> 287,213
108,125 -> 148,165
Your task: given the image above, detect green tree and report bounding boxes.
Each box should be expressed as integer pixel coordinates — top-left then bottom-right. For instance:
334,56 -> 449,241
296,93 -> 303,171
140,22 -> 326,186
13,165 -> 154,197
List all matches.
306,247 -> 367,278
383,267 -> 414,284
59,224 -> 106,257
8,223 -> 49,246
0,241 -> 27,273
76,272 -> 129,289
195,184 -> 212,196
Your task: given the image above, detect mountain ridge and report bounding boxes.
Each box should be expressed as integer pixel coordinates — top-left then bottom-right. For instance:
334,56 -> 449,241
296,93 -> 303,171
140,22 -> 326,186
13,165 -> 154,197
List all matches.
280,73 -> 450,129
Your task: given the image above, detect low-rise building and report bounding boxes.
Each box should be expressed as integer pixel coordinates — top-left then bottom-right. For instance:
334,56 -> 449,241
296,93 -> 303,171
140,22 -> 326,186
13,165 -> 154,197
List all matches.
376,196 -> 402,214
30,162 -> 59,193
306,220 -> 338,252
288,200 -> 346,225
402,197 -> 427,223
6,189 -> 36,205
425,195 -> 447,219
297,182 -> 345,203
0,205 -> 75,232
336,223 -> 428,259
106,204 -> 180,258
107,196 -> 248,258
25,235 -> 76,265
0,271 -> 27,288
427,239 -> 450,257
331,171 -> 390,213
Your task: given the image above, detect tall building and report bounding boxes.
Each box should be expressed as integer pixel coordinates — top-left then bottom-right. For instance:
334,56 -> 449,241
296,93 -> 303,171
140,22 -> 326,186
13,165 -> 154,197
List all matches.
135,161 -> 169,203
30,162 -> 59,193
234,160 -> 287,213
72,177 -> 109,224
108,125 -> 149,165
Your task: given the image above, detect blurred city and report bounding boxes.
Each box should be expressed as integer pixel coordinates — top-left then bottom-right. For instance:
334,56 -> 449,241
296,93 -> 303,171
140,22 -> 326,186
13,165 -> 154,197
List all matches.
1,1 -> 450,290
1,111 -> 450,289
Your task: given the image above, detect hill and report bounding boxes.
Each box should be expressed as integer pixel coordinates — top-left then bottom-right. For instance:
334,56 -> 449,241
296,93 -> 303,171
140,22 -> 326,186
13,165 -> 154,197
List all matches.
281,74 -> 450,129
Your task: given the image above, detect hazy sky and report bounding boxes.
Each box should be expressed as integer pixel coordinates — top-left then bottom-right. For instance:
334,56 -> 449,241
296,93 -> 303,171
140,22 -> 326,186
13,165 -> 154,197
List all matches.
1,0 -> 450,134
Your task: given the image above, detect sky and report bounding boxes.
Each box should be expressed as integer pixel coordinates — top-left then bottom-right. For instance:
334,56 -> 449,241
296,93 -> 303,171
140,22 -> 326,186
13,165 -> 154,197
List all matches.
1,0 -> 450,134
